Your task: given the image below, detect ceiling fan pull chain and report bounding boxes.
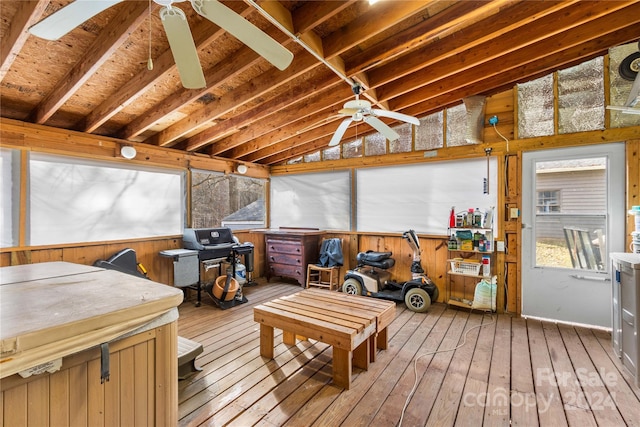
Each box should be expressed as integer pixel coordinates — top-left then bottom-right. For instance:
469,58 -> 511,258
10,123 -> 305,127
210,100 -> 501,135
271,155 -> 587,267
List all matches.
147,0 -> 154,71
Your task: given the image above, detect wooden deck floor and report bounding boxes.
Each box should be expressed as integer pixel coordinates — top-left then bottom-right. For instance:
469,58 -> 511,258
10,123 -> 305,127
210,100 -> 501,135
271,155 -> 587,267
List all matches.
177,280 -> 640,426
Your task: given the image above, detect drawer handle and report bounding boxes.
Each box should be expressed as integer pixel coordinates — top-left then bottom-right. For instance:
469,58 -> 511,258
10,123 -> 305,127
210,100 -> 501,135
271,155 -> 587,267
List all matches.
270,256 -> 275,261
270,246 -> 275,250
296,248 -> 301,253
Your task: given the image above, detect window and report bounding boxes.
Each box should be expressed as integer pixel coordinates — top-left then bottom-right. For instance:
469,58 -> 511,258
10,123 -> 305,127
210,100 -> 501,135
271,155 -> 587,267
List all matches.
191,169 -> 265,230
29,153 -> 184,245
357,158 -> 498,234
270,171 -> 350,230
1,149 -> 18,248
537,190 -> 561,213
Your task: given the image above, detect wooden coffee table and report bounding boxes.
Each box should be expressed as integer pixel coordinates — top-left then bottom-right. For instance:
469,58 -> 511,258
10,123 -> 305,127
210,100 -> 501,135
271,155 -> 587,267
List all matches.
253,288 -> 395,389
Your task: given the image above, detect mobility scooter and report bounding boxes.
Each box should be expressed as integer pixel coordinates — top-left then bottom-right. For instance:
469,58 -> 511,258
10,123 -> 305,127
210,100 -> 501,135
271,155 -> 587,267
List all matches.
342,229 -> 439,312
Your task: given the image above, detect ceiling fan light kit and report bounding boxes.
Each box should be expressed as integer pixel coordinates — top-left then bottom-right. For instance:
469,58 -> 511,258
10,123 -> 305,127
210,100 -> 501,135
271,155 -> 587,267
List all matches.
329,84 -> 420,147
29,0 -> 294,90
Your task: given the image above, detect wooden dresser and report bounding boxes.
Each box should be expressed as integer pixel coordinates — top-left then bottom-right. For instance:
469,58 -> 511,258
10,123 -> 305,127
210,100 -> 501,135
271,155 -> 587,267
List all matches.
263,228 -> 323,286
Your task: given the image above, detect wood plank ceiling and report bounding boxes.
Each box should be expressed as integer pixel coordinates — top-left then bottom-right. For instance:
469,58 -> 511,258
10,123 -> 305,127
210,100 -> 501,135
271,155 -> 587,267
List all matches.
1,0 -> 639,166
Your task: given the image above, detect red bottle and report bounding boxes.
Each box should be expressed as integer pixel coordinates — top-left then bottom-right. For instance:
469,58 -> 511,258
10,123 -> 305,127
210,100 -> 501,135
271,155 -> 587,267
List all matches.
449,206 -> 456,228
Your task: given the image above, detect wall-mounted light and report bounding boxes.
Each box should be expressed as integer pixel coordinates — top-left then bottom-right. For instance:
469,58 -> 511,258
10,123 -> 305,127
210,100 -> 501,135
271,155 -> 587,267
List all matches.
120,145 -> 137,160
236,164 -> 248,174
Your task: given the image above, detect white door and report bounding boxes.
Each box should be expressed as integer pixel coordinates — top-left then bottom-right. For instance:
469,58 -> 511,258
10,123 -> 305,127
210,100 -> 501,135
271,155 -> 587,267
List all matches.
521,143 -> 626,328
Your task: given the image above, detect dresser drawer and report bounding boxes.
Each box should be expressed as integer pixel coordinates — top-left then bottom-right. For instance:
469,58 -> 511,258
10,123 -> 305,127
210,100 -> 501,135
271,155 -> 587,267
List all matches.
269,263 -> 304,280
266,238 -> 304,255
267,252 -> 303,266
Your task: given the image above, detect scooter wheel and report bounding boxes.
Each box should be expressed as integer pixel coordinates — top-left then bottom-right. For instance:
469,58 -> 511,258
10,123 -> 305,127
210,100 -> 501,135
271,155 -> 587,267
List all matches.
342,278 -> 362,295
405,288 -> 431,313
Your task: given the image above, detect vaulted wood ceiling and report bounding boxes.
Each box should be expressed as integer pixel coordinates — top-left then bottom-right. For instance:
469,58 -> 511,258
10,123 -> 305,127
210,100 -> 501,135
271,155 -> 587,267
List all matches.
2,1 -> 639,166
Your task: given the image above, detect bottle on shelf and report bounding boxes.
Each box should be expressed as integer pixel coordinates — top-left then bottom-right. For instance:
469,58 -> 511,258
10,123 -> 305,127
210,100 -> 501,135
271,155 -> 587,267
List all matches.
448,234 -> 458,250
482,255 -> 491,277
473,208 -> 483,228
449,206 -> 456,228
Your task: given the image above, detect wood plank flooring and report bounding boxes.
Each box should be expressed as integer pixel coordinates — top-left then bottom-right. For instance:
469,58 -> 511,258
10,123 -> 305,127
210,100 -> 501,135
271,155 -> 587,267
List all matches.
177,280 -> 640,426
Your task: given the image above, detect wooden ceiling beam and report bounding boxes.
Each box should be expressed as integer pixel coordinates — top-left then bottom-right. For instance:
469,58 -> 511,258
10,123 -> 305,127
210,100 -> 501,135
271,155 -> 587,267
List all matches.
372,0 -> 632,100
228,114 -> 342,161
218,80 -> 348,158
344,0 -> 524,76
387,3 -> 640,112
291,0 -> 357,35
203,70 -> 342,156
0,0 -> 48,81
121,33 -> 290,142
253,25 -> 640,165
165,50 -> 323,151
245,121 -> 337,164
81,2 -> 253,133
31,1 -> 148,125
366,0 -> 580,95
203,77 -> 347,157
400,26 -> 640,118
177,0 -> 369,153
322,0 -> 433,59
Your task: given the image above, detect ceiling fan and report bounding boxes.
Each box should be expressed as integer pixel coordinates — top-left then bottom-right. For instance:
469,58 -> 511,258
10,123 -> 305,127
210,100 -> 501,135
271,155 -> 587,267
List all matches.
329,84 -> 420,147
607,43 -> 640,115
28,0 -> 294,89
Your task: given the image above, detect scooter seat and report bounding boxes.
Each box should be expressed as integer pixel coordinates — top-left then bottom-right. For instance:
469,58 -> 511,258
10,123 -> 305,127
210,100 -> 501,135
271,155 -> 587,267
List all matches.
357,251 -> 395,269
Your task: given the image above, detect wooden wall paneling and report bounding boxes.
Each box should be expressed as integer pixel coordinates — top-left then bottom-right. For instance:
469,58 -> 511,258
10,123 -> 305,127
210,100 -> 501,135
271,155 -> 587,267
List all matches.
627,139 -> 639,248
9,251 -> 30,265
431,238 -> 449,303
30,249 -> 63,264
104,352 -> 120,426
483,89 -> 515,145
87,357 -> 104,426
155,321 -> 178,426
0,252 -> 10,267
27,378 -> 49,426
63,246 -> 105,267
503,150 -> 522,315
69,364 -> 88,426
133,342 -> 149,426
146,339 -> 156,426
49,370 -> 69,426
119,346 -> 135,425
2,383 -> 27,426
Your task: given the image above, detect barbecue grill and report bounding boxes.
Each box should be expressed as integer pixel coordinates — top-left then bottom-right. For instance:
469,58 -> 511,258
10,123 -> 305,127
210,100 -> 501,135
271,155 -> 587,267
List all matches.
182,227 -> 255,307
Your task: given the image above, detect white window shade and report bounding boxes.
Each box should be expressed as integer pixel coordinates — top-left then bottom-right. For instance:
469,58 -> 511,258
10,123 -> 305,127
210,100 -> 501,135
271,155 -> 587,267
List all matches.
1,149 -> 18,248
270,171 -> 350,230
29,153 -> 184,245
357,158 -> 497,234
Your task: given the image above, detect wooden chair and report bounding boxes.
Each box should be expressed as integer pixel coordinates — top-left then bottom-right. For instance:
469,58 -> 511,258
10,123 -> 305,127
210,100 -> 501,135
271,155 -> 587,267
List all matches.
306,238 -> 343,290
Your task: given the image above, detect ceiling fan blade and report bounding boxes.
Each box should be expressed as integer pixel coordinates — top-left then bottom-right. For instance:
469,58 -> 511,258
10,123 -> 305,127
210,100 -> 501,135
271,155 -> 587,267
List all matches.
29,0 -> 123,40
191,0 -> 293,71
329,118 -> 352,146
364,116 -> 400,141
623,70 -> 640,107
372,108 -> 420,126
160,6 -> 206,89
606,106 -> 640,114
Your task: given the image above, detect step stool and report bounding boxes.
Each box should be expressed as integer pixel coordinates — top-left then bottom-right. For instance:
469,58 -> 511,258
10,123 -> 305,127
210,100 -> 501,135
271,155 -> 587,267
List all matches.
177,336 -> 203,380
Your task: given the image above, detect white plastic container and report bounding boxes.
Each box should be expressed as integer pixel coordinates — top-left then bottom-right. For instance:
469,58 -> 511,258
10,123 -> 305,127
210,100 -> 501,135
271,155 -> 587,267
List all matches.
226,262 -> 247,285
631,206 -> 640,232
482,255 -> 491,277
632,232 -> 640,254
